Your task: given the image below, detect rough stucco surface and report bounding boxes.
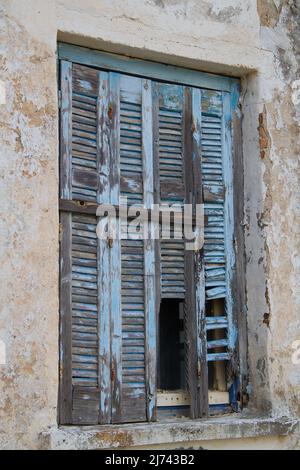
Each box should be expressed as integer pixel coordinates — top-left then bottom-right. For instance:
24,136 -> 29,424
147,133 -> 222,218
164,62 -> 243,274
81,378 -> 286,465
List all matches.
0,0 -> 299,449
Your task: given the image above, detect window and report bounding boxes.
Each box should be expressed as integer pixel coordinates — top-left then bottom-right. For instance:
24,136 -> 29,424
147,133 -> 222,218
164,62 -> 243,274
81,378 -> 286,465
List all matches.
59,43 -> 245,425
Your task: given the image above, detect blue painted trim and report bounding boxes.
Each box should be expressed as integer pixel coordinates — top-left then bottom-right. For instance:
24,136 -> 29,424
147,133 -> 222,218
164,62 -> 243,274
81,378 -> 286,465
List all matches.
157,406 -> 189,410
209,403 -> 231,410
222,91 -> 237,353
229,378 -> 240,412
58,43 -> 239,92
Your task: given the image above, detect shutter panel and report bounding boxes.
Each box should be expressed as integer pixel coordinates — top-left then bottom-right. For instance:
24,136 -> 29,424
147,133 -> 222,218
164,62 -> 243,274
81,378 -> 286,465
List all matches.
154,83 -> 186,300
61,211 -> 101,425
111,75 -> 156,423
153,84 -> 207,418
201,90 -> 236,390
69,64 -> 99,202
60,62 -> 102,424
60,64 -> 157,424
70,212 -> 99,423
202,92 -> 226,304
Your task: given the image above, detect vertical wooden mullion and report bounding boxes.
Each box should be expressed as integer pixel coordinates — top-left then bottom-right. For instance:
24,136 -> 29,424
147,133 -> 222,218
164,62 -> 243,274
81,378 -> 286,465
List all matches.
192,87 -> 208,417
98,71 -> 112,424
60,61 -> 72,200
142,79 -> 157,421
184,87 -> 208,418
222,92 -> 236,352
59,59 -> 73,424
231,83 -> 248,408
223,90 -> 239,408
184,87 -> 199,418
152,83 -> 161,389
59,211 -> 73,424
109,73 -> 122,423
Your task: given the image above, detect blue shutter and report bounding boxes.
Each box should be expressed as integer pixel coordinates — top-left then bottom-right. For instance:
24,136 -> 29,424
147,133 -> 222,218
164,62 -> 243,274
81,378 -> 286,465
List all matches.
59,49 -> 239,424
110,74 -> 156,423
154,83 -> 186,300
201,90 -> 237,407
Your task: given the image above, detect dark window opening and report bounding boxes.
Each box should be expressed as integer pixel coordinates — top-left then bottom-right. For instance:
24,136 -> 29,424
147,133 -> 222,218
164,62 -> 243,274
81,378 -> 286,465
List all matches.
158,299 -> 185,391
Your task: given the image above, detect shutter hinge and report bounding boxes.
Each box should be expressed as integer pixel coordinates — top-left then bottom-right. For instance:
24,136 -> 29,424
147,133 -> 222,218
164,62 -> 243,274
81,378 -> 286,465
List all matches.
58,90 -> 62,109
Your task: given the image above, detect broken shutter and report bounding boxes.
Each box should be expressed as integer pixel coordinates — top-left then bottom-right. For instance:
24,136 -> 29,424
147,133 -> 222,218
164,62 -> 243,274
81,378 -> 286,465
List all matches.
59,62 -> 156,424
59,47 -> 239,425
201,90 -> 237,409
153,83 -> 207,418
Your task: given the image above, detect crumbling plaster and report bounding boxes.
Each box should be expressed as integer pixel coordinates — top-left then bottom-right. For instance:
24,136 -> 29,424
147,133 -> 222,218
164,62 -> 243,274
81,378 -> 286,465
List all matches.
0,0 -> 299,449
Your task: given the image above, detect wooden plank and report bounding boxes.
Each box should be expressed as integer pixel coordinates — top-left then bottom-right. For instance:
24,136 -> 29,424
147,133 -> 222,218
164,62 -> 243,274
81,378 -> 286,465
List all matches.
222,91 -> 237,354
58,43 -> 235,92
157,390 -> 229,406
183,87 -> 200,419
60,61 -> 72,200
231,81 -> 248,408
192,87 -> 208,418
142,79 -> 157,422
59,211 -> 72,424
223,89 -> 239,411
109,73 -> 122,424
97,70 -> 111,424
152,83 -> 162,390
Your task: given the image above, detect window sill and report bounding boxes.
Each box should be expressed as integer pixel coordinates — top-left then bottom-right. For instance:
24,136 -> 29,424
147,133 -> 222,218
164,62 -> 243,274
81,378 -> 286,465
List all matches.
39,415 -> 299,449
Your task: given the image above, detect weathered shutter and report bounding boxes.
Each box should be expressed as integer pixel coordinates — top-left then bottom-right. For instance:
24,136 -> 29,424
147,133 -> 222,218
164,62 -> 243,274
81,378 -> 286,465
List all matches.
152,83 -> 207,418
60,62 -> 102,424
59,63 -> 157,424
153,83 -> 186,300
111,74 -> 156,423
201,90 -> 237,406
59,52 -> 238,424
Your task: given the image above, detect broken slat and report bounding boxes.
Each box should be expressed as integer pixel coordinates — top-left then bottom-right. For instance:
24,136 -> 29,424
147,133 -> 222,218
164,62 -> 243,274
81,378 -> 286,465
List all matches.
206,316 -> 228,330
207,352 -> 231,362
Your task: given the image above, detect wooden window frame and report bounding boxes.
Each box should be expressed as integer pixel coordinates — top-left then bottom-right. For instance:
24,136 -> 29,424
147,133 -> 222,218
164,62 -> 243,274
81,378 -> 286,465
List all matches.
58,42 -> 247,424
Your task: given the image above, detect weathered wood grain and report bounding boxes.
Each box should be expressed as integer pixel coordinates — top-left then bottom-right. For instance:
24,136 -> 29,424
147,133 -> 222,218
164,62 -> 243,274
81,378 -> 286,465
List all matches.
60,61 -> 72,200
59,211 -> 73,424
